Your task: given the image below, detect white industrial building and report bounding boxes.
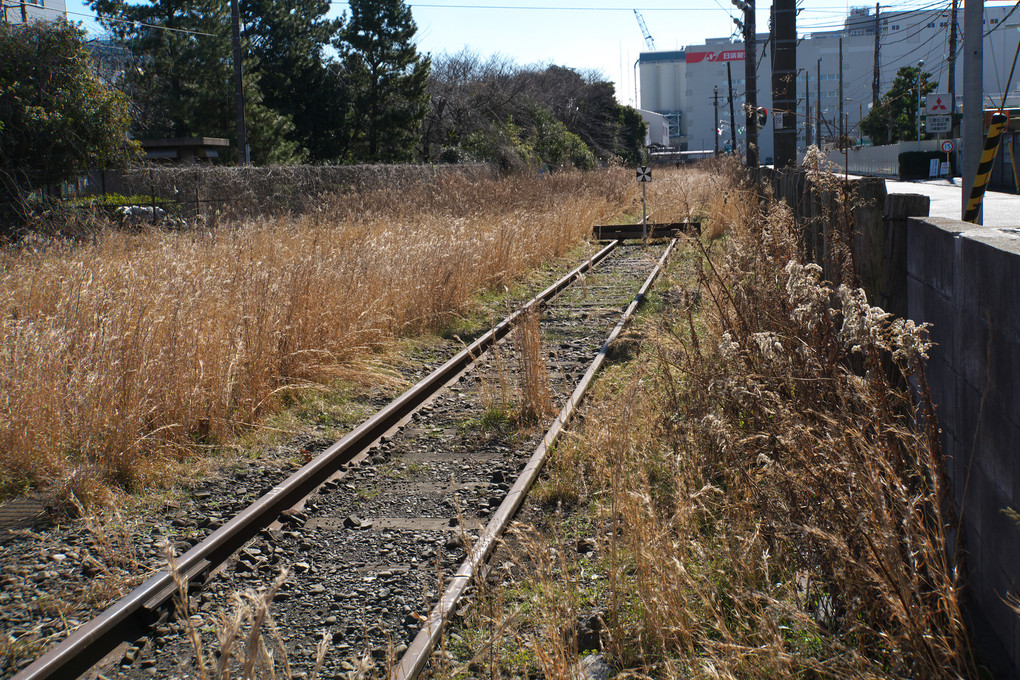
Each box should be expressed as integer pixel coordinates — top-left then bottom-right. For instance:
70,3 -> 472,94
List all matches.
638,5 -> 1018,163
2,0 -> 66,23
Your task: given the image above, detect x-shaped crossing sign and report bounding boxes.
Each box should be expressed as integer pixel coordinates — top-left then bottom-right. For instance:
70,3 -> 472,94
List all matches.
636,166 -> 652,183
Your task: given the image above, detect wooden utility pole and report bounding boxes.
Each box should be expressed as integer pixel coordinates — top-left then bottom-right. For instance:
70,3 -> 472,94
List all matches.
21,0 -> 27,23
728,61 -> 737,153
230,0 -> 249,166
732,0 -> 757,166
872,3 -> 881,108
773,0 -> 797,167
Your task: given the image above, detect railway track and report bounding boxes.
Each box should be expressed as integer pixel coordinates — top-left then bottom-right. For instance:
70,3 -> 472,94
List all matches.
8,238 -> 677,680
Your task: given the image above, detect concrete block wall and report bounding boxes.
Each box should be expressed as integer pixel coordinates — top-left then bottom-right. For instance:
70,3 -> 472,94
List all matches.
906,216 -> 1020,677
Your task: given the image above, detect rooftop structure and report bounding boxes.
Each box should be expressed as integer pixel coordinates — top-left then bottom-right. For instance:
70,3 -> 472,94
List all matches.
2,0 -> 66,24
638,5 -> 1018,162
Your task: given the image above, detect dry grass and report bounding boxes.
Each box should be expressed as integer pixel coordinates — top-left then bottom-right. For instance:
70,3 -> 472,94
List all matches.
430,167 -> 979,679
1,169 -> 643,503
514,308 -> 555,423
167,547 -> 330,680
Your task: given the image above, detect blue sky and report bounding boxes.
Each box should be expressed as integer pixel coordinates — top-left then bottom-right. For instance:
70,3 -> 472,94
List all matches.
65,0 -> 1012,107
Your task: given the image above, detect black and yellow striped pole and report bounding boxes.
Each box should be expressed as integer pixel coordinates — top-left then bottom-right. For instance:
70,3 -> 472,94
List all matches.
963,112 -> 1008,223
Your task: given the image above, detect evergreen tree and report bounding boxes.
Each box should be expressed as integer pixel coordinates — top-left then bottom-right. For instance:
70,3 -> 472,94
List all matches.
860,65 -> 937,145
90,0 -> 302,164
242,0 -> 344,161
1,20 -> 136,221
335,0 -> 431,162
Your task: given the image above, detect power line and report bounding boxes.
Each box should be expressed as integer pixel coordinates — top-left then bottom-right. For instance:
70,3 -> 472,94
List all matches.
65,9 -> 224,38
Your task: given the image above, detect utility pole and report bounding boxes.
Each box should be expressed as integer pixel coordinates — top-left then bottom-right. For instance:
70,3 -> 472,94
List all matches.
949,0 -> 959,136
963,0 -> 983,221
916,60 -> 924,142
714,86 -> 720,155
732,0 -> 757,166
838,37 -> 844,148
773,0 -> 797,168
728,61 -> 737,153
816,57 -> 822,147
20,0 -> 27,23
230,0 -> 249,166
805,72 -> 812,147
872,3 -> 881,108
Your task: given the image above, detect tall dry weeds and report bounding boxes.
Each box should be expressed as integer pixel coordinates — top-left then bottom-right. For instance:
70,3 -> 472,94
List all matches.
1,170 -> 640,502
514,307 -> 555,423
433,166 -> 977,679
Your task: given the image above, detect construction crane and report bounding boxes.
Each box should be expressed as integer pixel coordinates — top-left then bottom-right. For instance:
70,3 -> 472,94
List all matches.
634,9 -> 655,51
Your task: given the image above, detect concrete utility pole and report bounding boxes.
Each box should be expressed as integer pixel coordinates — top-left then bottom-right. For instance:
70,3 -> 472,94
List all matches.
773,0 -> 797,168
949,0 -> 959,135
732,0 -> 757,166
816,57 -> 822,146
963,0 -> 984,221
872,3 -> 881,108
230,0 -> 249,166
805,72 -> 812,147
728,61 -> 738,153
838,38 -> 844,147
916,60 -> 924,142
714,86 -> 720,155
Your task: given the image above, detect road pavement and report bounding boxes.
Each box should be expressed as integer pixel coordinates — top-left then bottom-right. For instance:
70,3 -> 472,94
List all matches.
880,178 -> 1020,227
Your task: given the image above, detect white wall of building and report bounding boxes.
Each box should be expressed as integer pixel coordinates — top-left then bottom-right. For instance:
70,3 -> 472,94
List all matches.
637,109 -> 671,147
639,5 -> 1017,163
3,0 -> 67,24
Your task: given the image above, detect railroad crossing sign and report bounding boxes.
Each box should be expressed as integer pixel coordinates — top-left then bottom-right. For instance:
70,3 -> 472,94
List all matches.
926,93 -> 951,114
636,166 -> 652,183
941,140 -> 955,153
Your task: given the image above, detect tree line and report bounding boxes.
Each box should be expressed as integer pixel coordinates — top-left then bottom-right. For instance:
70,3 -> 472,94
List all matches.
92,0 -> 646,168
1,1 -> 647,220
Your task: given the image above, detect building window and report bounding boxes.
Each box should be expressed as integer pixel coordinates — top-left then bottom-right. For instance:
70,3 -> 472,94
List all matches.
991,18 -> 999,24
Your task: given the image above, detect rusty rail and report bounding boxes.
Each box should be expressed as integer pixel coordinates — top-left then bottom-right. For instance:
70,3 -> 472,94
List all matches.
391,238 -> 678,680
15,241 -> 620,680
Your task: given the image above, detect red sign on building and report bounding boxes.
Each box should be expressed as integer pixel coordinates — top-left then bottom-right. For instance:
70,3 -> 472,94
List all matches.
687,50 -> 745,64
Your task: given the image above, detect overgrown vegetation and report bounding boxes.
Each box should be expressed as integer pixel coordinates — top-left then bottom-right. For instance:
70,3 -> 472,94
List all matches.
429,162 -> 978,679
0,20 -> 138,225
423,52 -> 646,170
0,169 -> 638,506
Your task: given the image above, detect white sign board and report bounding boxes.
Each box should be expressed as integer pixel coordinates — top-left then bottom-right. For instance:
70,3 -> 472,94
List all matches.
926,93 -> 951,114
940,161 -> 951,177
926,115 -> 952,133
636,166 -> 652,183
929,159 -> 940,178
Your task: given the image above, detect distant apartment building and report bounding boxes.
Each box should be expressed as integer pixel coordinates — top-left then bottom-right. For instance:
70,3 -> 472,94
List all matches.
638,5 -> 1017,162
2,0 -> 67,24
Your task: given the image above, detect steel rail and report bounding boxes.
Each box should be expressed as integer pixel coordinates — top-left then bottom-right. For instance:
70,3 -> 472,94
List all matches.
391,238 -> 678,680
15,241 -> 620,680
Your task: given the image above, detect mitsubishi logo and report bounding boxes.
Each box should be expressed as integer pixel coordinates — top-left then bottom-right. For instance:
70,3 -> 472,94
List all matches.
931,97 -> 947,111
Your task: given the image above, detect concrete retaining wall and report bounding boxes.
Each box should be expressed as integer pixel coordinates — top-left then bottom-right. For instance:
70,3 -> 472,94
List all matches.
906,216 -> 1020,677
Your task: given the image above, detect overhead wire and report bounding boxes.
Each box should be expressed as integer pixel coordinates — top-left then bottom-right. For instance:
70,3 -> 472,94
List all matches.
64,8 -> 224,38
